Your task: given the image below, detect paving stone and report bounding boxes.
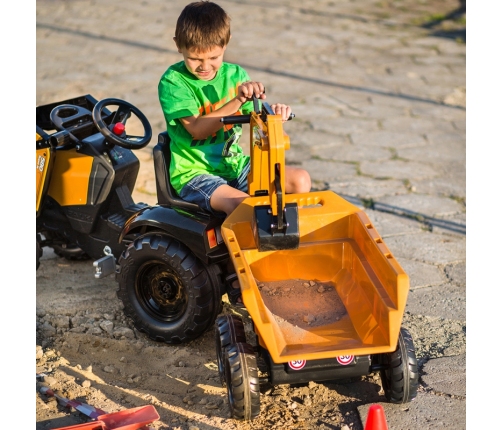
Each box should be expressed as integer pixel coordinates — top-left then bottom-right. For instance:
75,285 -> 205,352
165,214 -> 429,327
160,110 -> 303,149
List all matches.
422,354 -> 466,397
302,159 -> 358,182
351,130 -> 427,149
405,283 -> 466,321
363,209 -> 424,237
360,159 -> 438,180
443,261 -> 466,286
397,259 -> 445,289
376,193 -> 464,218
331,177 -> 409,200
397,141 -> 465,165
311,116 -> 380,134
319,143 -> 391,163
384,232 -> 465,265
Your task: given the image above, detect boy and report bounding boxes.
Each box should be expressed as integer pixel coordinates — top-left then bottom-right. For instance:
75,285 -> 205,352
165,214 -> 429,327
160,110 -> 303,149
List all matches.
158,0 -> 311,218
158,1 -> 311,306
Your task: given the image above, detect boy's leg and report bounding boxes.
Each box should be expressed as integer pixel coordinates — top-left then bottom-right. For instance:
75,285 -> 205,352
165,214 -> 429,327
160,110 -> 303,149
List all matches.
285,165 -> 311,194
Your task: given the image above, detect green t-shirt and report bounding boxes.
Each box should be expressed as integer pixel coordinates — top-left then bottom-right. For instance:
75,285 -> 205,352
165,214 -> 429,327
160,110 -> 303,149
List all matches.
158,61 -> 254,194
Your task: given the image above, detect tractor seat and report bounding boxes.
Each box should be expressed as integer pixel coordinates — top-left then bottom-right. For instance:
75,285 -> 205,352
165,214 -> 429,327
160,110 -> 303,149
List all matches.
153,131 -> 208,214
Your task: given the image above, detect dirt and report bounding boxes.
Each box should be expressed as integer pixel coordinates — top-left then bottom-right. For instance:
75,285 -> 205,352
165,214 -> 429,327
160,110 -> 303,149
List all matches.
36,252 -> 383,430
258,279 -> 347,329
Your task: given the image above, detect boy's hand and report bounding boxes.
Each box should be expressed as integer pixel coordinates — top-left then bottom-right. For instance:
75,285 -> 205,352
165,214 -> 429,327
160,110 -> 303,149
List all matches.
271,103 -> 292,122
236,81 -> 266,104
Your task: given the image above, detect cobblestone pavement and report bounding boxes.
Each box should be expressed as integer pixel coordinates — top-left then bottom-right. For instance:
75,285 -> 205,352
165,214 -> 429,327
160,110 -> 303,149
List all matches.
36,0 -> 466,429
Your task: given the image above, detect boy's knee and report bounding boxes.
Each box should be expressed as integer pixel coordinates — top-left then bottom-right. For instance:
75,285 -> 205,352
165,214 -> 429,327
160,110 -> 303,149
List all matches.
293,169 -> 311,193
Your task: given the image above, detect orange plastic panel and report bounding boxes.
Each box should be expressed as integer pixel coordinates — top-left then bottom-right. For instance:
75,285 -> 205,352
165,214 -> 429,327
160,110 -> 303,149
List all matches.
47,149 -> 93,206
222,190 -> 409,363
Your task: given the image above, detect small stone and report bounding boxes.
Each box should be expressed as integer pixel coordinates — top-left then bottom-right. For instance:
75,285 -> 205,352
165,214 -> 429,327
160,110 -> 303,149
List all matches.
100,320 -> 114,334
84,365 -> 93,373
120,357 -> 126,362
103,365 -> 115,373
183,396 -> 191,404
199,398 -> 208,405
113,327 -> 135,339
36,346 -> 44,360
205,402 -> 219,410
317,285 -> 325,293
178,361 -> 186,367
303,282 -> 310,287
82,380 -> 91,388
309,280 -> 316,286
303,314 -> 315,323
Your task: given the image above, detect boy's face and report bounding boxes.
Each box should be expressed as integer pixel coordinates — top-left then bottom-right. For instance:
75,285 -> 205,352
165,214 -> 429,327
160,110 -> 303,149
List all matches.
177,44 -> 227,81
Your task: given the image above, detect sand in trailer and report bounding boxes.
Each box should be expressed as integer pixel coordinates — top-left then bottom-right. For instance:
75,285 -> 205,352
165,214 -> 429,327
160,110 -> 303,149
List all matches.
257,279 -> 347,330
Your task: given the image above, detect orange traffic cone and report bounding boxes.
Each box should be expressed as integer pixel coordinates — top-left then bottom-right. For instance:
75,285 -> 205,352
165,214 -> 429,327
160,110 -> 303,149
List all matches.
364,404 -> 389,430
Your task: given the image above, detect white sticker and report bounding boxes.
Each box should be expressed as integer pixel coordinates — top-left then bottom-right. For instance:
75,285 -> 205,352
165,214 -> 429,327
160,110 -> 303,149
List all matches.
288,359 -> 307,370
336,355 -> 354,365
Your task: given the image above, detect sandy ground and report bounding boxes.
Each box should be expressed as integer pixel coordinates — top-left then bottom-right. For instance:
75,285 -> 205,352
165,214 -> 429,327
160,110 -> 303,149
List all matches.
36,251 -> 384,430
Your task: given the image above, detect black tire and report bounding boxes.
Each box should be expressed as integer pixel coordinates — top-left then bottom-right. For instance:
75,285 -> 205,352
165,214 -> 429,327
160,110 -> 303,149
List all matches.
52,243 -> 90,261
224,342 -> 261,421
37,235 -> 43,270
116,233 -> 218,344
377,327 -> 419,403
215,315 -> 247,386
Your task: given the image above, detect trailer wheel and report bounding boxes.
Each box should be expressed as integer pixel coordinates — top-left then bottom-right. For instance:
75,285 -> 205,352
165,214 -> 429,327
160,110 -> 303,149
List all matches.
378,327 -> 419,403
116,233 -> 218,344
215,315 -> 247,386
224,342 -> 261,421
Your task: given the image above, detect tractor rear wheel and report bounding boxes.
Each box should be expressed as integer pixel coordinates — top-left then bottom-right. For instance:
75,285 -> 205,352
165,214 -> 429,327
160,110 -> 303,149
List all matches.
116,233 -> 219,344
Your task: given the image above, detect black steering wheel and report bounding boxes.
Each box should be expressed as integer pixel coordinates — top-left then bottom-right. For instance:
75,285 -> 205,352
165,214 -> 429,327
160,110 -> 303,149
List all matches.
92,98 -> 152,149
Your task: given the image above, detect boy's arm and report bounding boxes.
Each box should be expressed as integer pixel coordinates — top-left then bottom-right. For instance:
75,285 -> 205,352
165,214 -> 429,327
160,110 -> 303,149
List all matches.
181,81 -> 266,140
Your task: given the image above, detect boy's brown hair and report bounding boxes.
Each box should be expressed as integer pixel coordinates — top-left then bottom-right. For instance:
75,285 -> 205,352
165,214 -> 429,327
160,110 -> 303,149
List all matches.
175,1 -> 231,51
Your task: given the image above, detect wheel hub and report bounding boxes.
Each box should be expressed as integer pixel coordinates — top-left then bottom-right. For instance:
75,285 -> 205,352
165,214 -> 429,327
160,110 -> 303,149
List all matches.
137,262 -> 187,321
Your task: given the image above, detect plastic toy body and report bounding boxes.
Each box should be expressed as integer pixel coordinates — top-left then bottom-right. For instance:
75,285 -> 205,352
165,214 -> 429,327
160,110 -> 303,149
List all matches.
36,95 -> 227,343
215,102 -> 418,420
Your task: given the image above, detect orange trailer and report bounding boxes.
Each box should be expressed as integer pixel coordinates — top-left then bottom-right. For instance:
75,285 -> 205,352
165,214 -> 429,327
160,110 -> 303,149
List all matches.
214,100 -> 418,421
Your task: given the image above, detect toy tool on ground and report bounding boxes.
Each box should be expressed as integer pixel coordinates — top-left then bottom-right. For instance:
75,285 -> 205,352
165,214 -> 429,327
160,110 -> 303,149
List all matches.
214,99 -> 418,420
39,385 -> 159,430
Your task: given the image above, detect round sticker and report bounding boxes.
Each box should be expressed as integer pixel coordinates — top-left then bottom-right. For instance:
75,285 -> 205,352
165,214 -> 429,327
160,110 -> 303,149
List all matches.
288,359 -> 307,370
336,355 -> 354,365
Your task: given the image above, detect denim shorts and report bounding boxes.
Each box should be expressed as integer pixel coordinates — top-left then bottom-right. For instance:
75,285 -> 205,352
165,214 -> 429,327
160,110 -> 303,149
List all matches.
179,161 -> 250,216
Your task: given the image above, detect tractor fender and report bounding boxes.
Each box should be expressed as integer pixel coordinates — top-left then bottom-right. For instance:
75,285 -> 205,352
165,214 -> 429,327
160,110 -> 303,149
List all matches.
119,205 -> 228,265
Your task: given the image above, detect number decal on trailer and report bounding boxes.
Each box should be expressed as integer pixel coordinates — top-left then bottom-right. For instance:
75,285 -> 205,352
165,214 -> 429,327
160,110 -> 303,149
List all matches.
288,360 -> 306,370
336,355 -> 354,365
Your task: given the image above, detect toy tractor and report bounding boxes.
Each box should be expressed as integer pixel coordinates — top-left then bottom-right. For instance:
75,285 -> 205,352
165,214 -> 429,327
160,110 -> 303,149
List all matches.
36,95 -> 228,343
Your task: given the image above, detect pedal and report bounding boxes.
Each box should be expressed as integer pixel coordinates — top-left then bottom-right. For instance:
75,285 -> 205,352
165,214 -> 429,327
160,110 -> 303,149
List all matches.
93,254 -> 116,279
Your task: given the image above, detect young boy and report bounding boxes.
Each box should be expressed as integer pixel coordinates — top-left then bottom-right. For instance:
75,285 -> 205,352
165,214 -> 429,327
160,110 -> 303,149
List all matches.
158,0 -> 311,219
